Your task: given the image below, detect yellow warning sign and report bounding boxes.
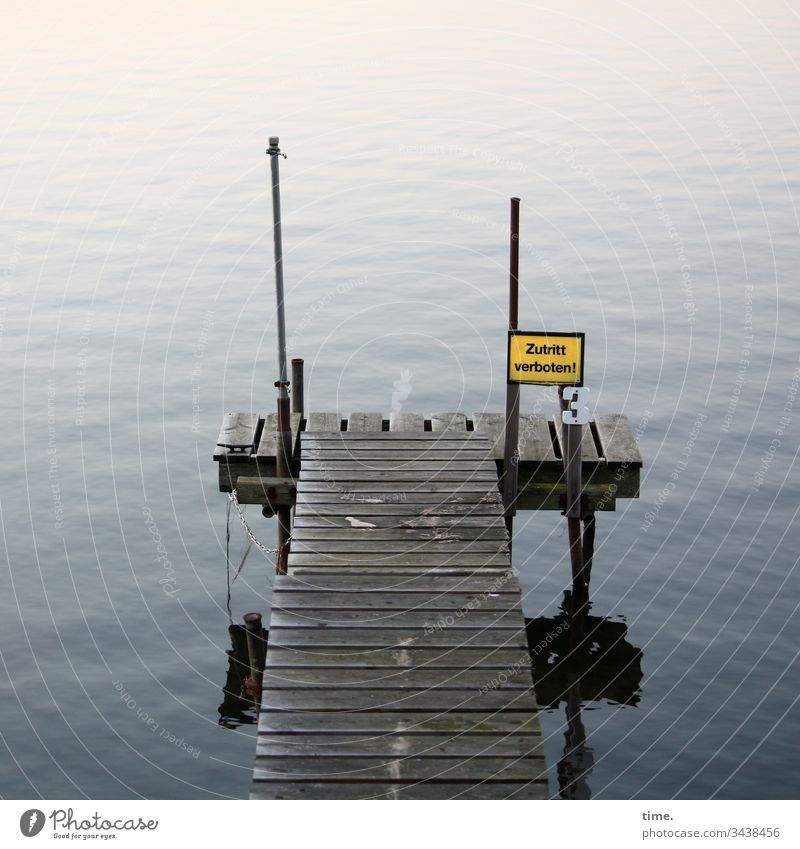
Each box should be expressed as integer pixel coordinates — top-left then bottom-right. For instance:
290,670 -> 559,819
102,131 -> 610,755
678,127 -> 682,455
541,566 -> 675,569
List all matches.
507,331 -> 585,386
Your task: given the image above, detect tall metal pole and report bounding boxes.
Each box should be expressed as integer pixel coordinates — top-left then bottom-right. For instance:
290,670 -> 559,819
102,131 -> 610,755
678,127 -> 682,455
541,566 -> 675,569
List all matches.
502,198 -> 521,536
268,136 -> 292,575
560,389 -> 586,608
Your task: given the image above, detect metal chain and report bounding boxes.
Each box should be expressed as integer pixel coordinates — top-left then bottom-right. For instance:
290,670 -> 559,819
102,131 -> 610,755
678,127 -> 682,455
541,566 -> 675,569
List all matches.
227,489 -> 285,555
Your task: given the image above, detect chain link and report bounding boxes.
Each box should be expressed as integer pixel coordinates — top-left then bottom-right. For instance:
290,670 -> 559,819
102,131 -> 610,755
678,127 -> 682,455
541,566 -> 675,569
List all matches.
228,489 -> 285,555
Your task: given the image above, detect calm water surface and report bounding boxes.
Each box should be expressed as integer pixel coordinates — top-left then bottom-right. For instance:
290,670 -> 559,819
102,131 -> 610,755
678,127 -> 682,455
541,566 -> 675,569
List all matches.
1,1 -> 799,799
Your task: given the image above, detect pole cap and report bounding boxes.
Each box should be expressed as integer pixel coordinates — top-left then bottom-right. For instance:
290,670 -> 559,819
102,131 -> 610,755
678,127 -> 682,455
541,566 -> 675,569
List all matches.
268,136 -> 280,147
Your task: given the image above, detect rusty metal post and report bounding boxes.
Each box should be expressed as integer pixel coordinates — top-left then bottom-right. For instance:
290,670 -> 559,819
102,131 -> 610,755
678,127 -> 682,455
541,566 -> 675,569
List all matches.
502,198 -> 521,536
268,136 -> 292,574
560,390 -> 586,606
291,358 -> 305,419
243,612 -> 266,705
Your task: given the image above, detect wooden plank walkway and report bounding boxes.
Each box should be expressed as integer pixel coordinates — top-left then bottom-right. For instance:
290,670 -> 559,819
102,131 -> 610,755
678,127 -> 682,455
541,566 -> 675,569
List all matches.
251,428 -> 548,800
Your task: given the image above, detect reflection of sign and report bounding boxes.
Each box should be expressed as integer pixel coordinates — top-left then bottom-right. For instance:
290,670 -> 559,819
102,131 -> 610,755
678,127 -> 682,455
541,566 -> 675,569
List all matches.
508,331 -> 585,386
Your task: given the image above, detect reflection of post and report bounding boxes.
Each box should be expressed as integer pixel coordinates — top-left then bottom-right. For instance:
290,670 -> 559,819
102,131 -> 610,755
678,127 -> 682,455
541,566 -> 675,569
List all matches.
557,672 -> 594,799
243,612 -> 266,707
582,512 -> 596,587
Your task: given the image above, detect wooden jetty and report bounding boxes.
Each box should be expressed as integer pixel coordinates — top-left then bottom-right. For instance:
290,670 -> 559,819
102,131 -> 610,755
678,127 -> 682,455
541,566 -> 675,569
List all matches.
254,427 -> 543,799
214,410 -> 641,799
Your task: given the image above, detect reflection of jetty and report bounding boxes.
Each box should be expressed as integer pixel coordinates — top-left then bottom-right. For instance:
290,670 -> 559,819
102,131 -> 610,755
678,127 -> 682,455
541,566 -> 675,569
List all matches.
527,605 -> 644,799
213,409 -> 641,799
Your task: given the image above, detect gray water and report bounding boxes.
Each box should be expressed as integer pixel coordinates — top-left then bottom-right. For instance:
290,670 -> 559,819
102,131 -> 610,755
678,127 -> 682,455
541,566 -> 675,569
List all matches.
1,1 -> 799,799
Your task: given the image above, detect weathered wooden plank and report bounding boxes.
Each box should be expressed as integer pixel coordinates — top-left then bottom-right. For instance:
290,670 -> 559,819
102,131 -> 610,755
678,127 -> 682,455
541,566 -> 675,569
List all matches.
270,608 -> 524,628
294,502 -> 502,516
292,514 -> 505,529
470,412 -> 559,464
302,438 -> 480,451
295,497 -> 501,509
301,450 -> 491,464
257,735 -> 543,758
260,686 -> 536,713
252,754 -> 546,782
296,494 -> 502,507
264,647 -> 528,668
429,412 -> 468,433
232,476 -> 296,506
251,781 -> 548,800
470,412 -> 506,458
299,470 -> 497,482
551,414 -> 599,461
287,567 -> 515,579
291,526 -> 508,541
289,540 -> 507,554
214,412 -> 259,458
389,411 -> 425,431
593,413 -> 643,466
347,412 -> 384,432
273,576 -> 518,593
306,412 -> 343,431
304,432 -> 475,442
267,627 -> 528,649
286,553 -> 510,567
518,414 -> 558,463
256,711 -> 540,735
299,479 -> 497,491
301,460 -> 498,472
262,666 -> 531,689
255,412 -> 302,458
272,592 -> 517,611
514,481 -> 617,512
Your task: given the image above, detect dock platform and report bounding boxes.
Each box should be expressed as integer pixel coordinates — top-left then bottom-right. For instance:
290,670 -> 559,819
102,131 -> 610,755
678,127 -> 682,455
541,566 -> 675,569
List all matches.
250,428 -> 547,800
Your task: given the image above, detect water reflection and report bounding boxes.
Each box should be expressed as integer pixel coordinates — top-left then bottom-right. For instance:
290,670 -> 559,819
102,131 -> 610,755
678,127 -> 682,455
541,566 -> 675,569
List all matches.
526,594 -> 643,799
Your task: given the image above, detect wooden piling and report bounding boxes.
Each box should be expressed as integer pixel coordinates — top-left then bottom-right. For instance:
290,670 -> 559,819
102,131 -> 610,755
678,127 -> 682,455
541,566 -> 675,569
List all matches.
243,612 -> 266,705
291,358 -> 304,419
